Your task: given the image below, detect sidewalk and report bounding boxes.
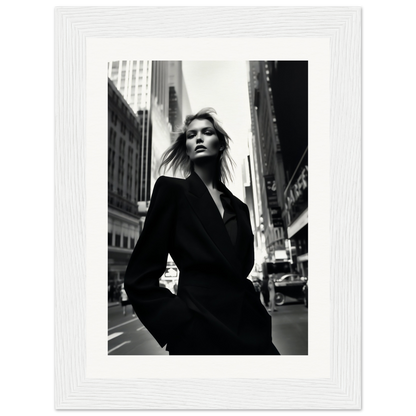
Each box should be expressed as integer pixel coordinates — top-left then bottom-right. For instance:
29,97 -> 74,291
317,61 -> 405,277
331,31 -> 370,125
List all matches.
270,302 -> 308,355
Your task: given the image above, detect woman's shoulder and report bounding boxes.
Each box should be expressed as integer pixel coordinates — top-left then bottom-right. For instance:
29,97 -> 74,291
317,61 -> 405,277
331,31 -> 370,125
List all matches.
228,193 -> 251,218
155,175 -> 186,188
226,191 -> 249,211
153,175 -> 186,196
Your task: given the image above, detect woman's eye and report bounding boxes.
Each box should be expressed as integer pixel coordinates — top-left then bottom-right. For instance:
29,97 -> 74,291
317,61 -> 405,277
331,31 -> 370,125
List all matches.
187,130 -> 213,138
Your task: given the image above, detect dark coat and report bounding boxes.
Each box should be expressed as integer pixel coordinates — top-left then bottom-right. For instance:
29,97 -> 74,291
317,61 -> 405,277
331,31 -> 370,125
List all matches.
124,172 -> 279,355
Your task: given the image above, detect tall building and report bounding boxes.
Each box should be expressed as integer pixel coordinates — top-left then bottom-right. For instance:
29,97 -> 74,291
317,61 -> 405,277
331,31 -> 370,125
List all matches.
109,61 -> 192,193
108,60 -> 152,114
149,61 -> 173,186
248,61 -> 286,264
107,79 -> 144,286
247,61 -> 308,277
150,61 -> 192,183
108,60 -> 153,202
241,147 -> 265,280
270,61 -> 308,277
168,61 -> 192,132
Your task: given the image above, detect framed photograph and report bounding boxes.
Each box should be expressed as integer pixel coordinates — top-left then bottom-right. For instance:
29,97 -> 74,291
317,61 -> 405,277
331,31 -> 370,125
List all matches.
55,6 -> 361,409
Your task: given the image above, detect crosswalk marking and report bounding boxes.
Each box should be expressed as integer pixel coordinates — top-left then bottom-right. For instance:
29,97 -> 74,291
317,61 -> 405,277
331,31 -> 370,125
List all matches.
108,332 -> 123,341
136,326 -> 145,332
108,317 -> 137,332
108,341 -> 131,354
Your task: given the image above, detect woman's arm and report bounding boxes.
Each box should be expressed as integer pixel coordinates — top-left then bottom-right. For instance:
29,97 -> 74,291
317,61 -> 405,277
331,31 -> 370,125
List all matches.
124,176 -> 193,348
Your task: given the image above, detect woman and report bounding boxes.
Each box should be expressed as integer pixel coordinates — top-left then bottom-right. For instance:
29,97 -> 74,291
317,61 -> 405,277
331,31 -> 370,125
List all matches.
125,108 -> 279,355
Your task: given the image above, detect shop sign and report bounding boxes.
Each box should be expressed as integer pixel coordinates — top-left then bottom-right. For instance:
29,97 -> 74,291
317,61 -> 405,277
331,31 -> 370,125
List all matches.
264,174 -> 279,208
285,165 -> 308,212
287,208 -> 308,238
270,207 -> 283,227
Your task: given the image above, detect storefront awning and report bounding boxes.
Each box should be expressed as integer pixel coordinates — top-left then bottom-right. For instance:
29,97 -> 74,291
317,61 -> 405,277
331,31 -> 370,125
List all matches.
287,208 -> 308,238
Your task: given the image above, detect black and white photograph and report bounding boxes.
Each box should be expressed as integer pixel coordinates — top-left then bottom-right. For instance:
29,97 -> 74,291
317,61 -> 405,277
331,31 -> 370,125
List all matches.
52,6 -> 365,410
107,61 -> 308,356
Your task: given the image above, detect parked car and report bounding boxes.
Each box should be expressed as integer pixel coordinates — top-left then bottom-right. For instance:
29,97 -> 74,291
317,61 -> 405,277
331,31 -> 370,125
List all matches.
273,274 -> 308,306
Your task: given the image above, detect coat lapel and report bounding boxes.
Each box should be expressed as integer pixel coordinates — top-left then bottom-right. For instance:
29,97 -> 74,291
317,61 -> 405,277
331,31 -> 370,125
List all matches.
184,172 -> 245,278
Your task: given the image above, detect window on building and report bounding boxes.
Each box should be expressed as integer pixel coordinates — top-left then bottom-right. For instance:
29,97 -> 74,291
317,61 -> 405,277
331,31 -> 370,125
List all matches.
115,234 -> 121,247
108,232 -> 113,246
130,237 -> 135,248
123,236 -> 128,248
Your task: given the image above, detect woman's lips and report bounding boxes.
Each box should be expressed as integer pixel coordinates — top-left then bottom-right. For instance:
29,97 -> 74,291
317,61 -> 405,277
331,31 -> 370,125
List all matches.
195,146 -> 206,151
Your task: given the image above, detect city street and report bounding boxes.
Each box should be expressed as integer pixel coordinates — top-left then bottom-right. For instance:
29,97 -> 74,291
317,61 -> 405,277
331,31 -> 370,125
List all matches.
106,60 -> 310,358
108,298 -> 307,355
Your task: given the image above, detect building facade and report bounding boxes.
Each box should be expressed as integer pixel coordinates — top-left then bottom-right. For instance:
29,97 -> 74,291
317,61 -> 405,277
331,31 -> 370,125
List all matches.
167,61 -> 192,132
108,79 -> 144,286
108,60 -> 153,202
247,61 -> 286,264
270,61 -> 308,277
247,61 -> 308,277
108,60 -> 152,114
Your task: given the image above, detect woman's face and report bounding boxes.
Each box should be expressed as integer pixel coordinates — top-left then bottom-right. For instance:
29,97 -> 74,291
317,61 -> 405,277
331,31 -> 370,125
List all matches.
185,119 -> 223,163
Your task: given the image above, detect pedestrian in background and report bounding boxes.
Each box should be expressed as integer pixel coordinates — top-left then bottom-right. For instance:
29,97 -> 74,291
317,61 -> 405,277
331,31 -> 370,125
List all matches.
125,107 -> 279,355
261,276 -> 270,310
268,274 -> 277,313
252,278 -> 261,297
120,283 -> 135,317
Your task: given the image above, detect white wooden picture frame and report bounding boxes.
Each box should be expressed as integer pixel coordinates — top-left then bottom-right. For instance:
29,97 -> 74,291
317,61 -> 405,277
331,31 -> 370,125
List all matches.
50,2 -> 367,414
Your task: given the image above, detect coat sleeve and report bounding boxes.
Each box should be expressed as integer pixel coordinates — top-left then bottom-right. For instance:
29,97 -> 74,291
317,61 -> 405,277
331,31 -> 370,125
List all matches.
124,176 -> 193,348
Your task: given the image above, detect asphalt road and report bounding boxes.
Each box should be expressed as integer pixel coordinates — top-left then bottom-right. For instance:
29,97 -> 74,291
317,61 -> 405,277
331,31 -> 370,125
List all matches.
108,298 -> 308,355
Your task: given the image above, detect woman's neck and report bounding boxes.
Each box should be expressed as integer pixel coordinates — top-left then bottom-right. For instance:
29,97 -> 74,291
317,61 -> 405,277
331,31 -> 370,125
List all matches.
193,163 -> 219,190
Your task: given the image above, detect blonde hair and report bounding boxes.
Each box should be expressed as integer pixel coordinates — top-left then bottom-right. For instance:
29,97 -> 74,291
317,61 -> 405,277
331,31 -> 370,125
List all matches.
159,107 -> 235,183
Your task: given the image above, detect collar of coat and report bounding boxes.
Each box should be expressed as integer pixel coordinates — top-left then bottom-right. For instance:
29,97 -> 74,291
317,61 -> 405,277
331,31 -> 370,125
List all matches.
184,171 -> 251,279
186,170 -> 230,196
